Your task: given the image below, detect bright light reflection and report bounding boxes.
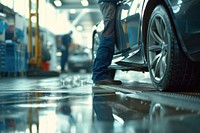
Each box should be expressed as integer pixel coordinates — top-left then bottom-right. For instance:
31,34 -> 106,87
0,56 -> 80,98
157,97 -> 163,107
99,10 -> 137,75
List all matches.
81,0 -> 89,7
7,0 -> 13,9
69,9 -> 77,14
113,114 -> 124,124
14,0 -> 26,16
83,9 -> 90,13
31,9 -> 36,14
57,66 -> 61,71
77,113 -> 83,122
32,124 -> 37,133
56,52 -> 62,56
47,41 -> 53,46
17,103 -> 57,108
39,112 -> 57,133
54,0 -> 62,7
31,16 -> 36,23
172,0 -> 183,13
25,124 -> 37,133
31,0 -> 36,4
0,0 -> 7,6
76,25 -> 83,31
71,126 -> 76,133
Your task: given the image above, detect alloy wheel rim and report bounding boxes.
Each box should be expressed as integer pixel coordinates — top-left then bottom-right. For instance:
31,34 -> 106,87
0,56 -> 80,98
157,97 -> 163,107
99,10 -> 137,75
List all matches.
148,14 -> 170,81
93,33 -> 99,59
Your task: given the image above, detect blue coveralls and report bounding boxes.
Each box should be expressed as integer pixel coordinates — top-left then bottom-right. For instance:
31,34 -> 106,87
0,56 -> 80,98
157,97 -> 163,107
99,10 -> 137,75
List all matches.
92,0 -> 119,83
61,34 -> 72,72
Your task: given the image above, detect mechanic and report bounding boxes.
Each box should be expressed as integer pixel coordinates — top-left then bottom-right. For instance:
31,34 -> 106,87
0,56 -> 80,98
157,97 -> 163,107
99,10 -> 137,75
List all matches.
60,31 -> 73,73
92,0 -> 122,85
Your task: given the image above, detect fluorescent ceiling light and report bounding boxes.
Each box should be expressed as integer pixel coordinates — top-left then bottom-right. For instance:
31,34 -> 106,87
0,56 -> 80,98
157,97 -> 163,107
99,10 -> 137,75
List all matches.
81,0 -> 89,7
31,9 -> 36,13
56,52 -> 62,56
69,9 -> 76,14
31,16 -> 36,23
54,0 -> 62,7
76,25 -> 83,31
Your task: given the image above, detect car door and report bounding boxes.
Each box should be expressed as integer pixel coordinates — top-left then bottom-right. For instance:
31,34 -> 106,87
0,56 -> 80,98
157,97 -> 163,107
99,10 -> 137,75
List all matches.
115,0 -> 143,52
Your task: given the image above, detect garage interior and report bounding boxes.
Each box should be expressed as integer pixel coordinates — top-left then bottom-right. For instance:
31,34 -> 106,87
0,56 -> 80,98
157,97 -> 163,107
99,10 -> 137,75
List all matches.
0,0 -> 200,133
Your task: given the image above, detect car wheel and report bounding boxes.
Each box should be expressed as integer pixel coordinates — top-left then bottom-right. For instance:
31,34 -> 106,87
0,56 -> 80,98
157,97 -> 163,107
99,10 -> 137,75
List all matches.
146,5 -> 200,91
92,32 -> 100,61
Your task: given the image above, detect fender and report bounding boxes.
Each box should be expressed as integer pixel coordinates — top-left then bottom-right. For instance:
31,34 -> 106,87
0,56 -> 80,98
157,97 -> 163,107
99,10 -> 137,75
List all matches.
142,0 -> 200,61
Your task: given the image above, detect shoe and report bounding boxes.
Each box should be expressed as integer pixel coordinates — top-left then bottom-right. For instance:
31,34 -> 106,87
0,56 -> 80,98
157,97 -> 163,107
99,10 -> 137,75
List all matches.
61,70 -> 67,73
94,79 -> 122,85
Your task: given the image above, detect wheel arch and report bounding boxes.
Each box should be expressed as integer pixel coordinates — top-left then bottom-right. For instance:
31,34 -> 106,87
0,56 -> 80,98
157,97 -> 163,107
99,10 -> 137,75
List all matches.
92,29 -> 97,60
92,30 -> 97,48
142,0 -> 182,58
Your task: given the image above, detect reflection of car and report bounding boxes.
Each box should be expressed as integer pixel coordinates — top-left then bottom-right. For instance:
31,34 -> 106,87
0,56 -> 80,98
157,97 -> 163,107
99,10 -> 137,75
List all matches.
68,49 -> 92,72
92,0 -> 200,91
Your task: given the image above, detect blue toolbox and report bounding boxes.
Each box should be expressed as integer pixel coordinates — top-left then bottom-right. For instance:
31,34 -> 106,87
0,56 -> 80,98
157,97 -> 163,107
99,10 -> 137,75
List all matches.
5,41 -> 19,73
0,42 -> 6,72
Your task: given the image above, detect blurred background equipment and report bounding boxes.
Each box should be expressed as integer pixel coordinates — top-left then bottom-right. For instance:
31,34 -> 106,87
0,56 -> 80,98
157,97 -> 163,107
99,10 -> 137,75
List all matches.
0,0 -> 102,77
26,0 -> 59,77
68,48 -> 92,73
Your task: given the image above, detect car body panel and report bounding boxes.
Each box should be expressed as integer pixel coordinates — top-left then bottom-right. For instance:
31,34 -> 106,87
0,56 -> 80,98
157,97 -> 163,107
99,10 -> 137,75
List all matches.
113,0 -> 148,71
142,0 -> 200,61
168,0 -> 200,61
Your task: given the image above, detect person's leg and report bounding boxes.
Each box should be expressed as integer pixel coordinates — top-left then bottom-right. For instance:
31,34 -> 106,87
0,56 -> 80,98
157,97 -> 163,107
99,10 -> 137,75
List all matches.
61,51 -> 67,72
92,2 -> 118,83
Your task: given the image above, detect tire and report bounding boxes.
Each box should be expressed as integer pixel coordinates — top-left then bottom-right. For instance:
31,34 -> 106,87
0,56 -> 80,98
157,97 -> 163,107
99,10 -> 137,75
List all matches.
146,5 -> 200,91
92,32 -> 100,62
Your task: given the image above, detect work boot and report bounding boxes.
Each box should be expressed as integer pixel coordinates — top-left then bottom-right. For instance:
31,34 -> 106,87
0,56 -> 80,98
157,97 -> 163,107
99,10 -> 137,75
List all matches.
94,79 -> 122,85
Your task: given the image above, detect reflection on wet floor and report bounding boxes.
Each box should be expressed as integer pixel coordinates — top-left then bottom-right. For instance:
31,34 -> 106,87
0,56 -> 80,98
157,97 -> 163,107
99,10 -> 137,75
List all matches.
0,72 -> 200,133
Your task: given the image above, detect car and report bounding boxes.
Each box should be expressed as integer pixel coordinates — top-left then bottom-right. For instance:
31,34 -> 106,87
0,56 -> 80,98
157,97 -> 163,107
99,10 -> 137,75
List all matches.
68,49 -> 92,73
92,0 -> 200,91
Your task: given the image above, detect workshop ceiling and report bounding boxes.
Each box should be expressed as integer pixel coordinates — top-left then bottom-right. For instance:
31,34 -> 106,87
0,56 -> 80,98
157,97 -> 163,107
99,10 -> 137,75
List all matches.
49,0 -> 102,32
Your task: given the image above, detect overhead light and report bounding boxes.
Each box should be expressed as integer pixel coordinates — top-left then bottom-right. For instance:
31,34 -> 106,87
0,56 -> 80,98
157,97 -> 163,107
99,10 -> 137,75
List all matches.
81,0 -> 89,7
76,25 -> 83,31
54,0 -> 62,7
31,16 -> 36,23
31,9 -> 36,13
56,52 -> 62,56
69,9 -> 76,14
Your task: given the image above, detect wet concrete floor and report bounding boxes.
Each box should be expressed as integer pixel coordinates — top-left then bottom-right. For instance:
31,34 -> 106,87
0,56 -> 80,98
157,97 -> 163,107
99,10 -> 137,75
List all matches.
0,71 -> 200,133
